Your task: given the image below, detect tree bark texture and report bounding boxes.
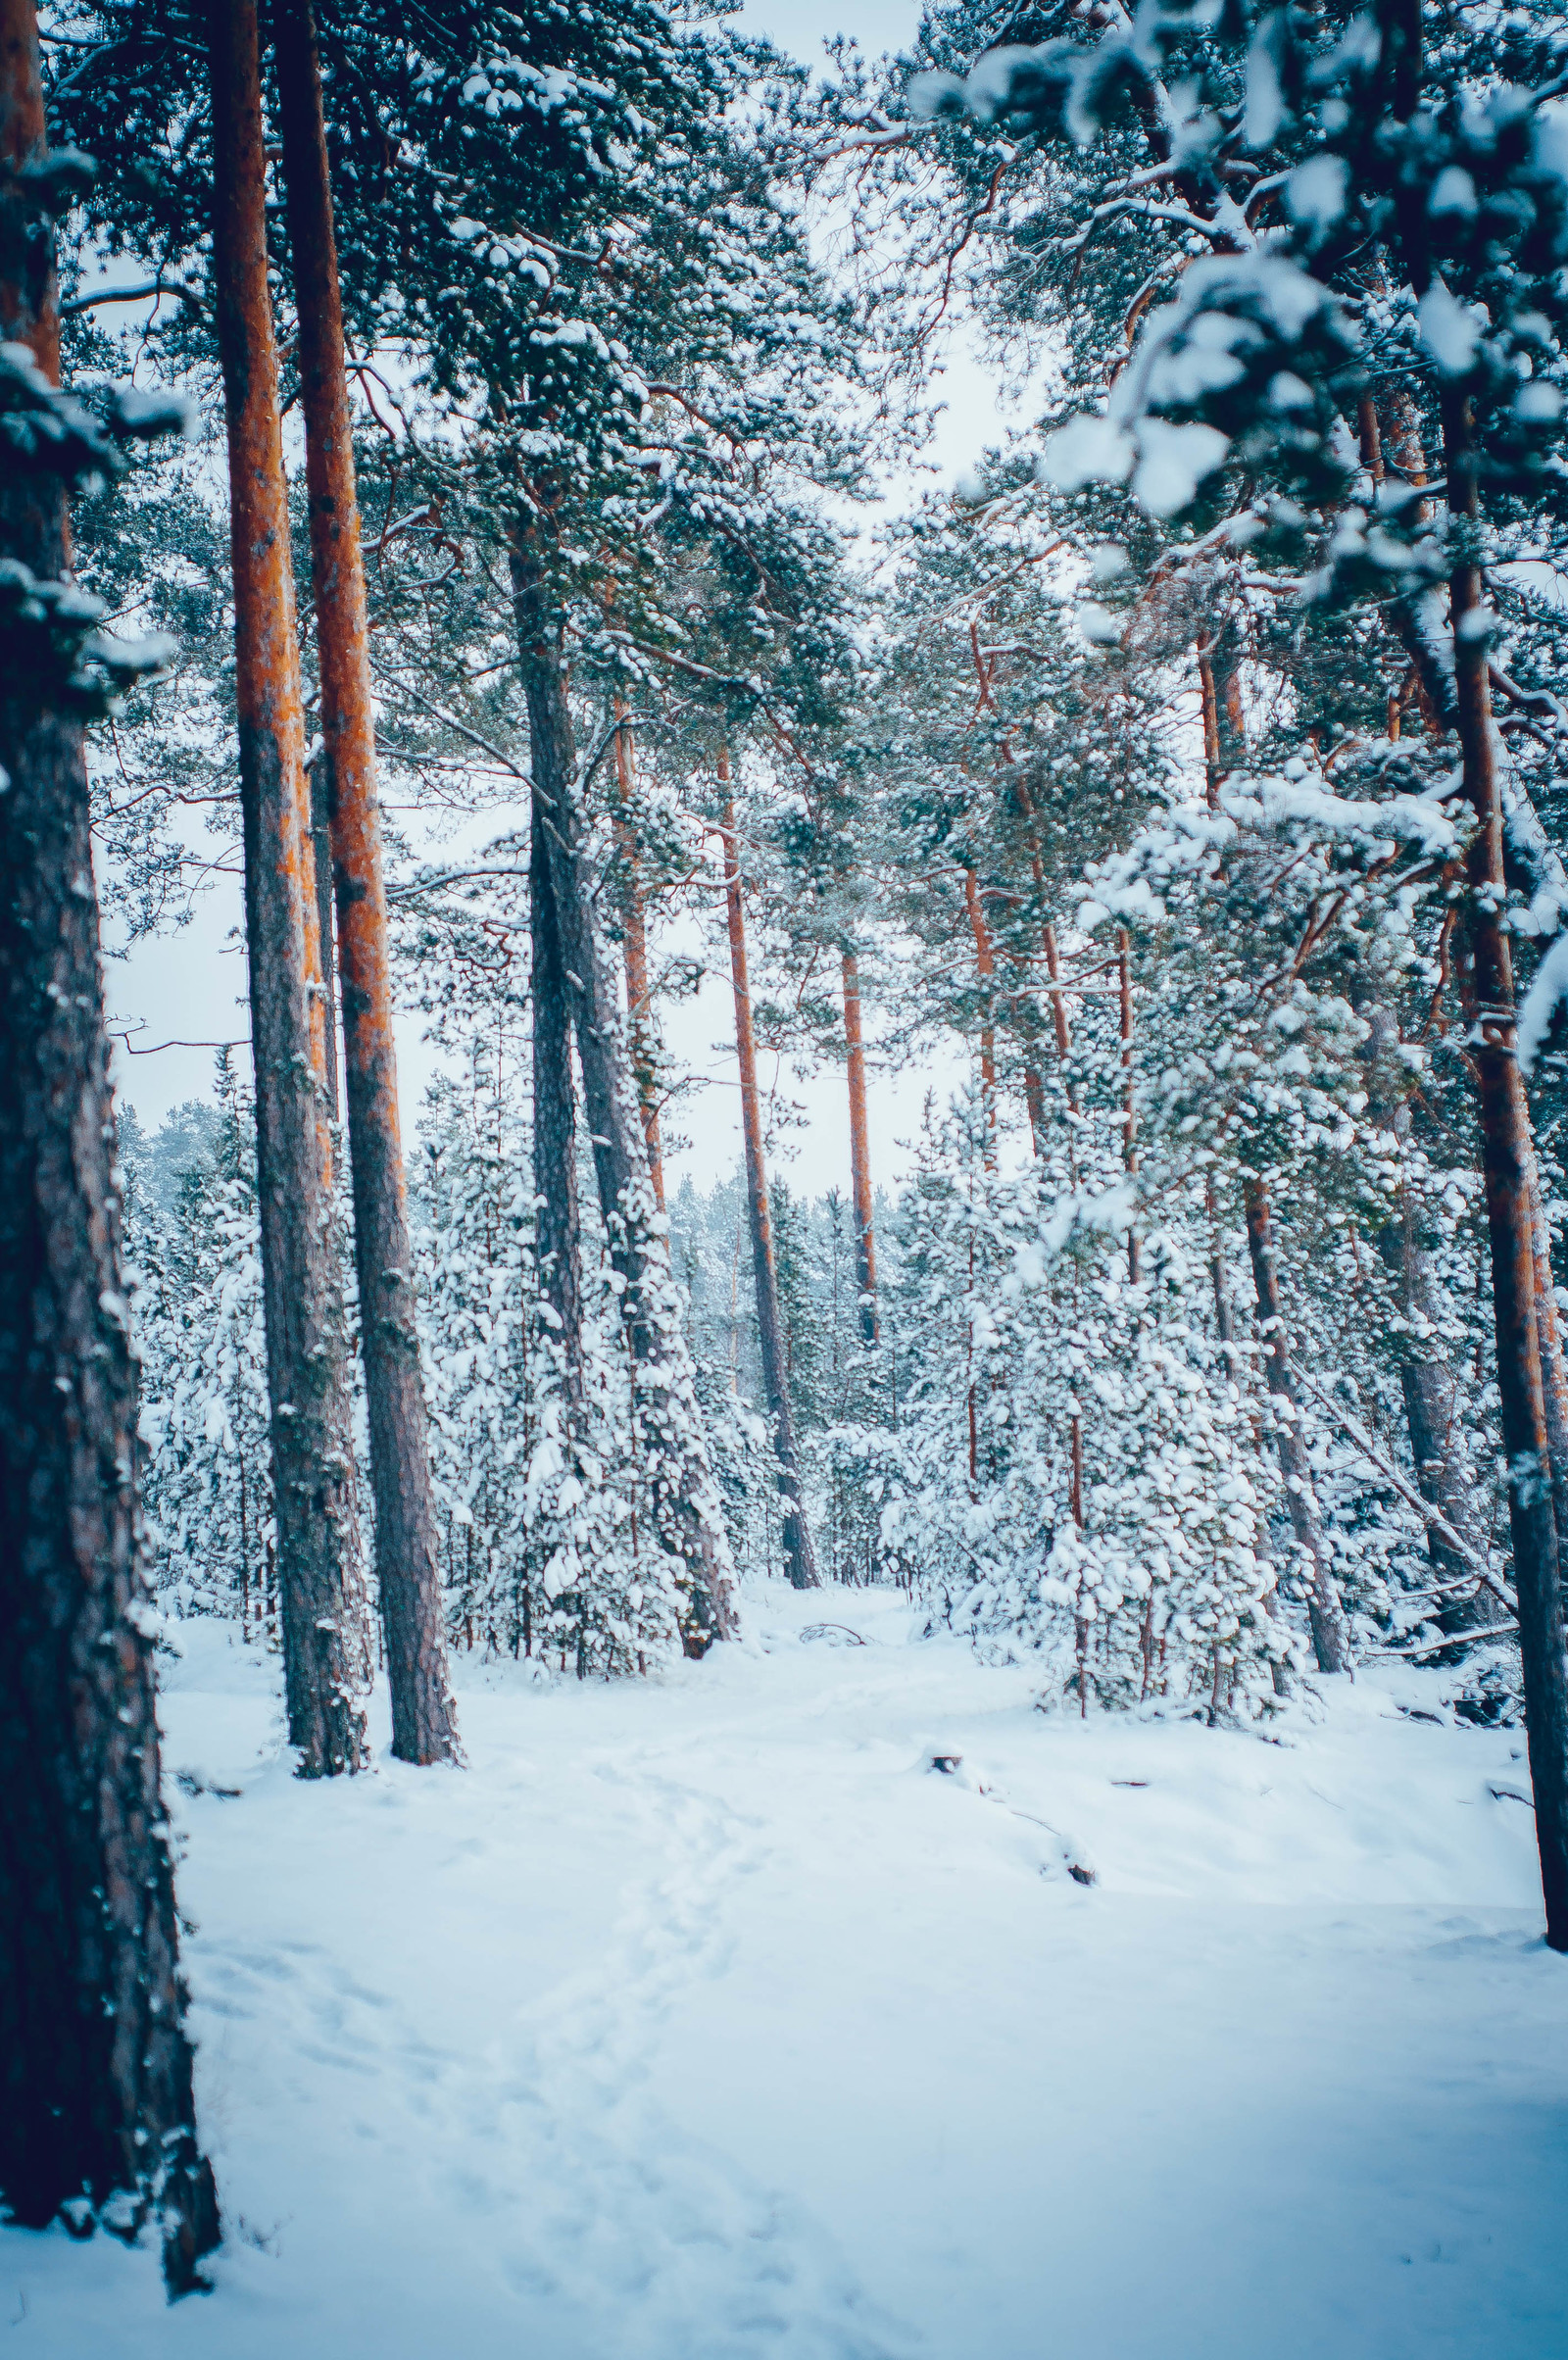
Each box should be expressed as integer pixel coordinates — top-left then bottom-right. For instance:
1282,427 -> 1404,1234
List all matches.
1526,1159 -> 1568,1602
1445,388 -> 1568,1946
841,951 -> 878,1346
530,787 -> 586,1427
721,786 -> 820,1591
1356,999 -> 1493,1639
1204,1177 -> 1234,1355
274,0 -> 459,1766
207,0 -> 369,1775
0,0 -> 218,2285
1244,1179 -> 1352,1674
1374,1205 -> 1494,1636
1198,641 -> 1223,811
1376,387 -> 1568,1611
612,703 -> 665,1210
510,534 -> 736,1647
308,752 -> 339,1121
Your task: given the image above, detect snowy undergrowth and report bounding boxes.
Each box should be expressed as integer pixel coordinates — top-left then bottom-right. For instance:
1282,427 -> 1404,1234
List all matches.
3,1586 -> 1565,2358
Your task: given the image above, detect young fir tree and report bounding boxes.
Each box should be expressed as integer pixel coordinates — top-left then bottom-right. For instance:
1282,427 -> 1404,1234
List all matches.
133,1060 -> 276,1634
407,949 -> 723,1676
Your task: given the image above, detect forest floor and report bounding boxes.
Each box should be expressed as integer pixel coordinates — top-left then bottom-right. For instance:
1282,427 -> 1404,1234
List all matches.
4,1583 -> 1567,2357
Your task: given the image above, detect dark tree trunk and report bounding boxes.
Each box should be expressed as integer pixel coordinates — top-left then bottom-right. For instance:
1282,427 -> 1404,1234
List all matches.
1526,1161 -> 1568,1603
612,701 -> 666,1210
509,532 -> 736,1646
0,0 -> 217,2286
1205,1178 -> 1234,1355
1357,999 -> 1493,1640
1198,619 -> 1247,811
1202,1186 -> 1290,1695
1042,921 -> 1077,1093
1444,387 -> 1568,1949
207,0 -> 368,1775
1375,386 -> 1568,1619
1373,334 -> 1568,1934
841,951 -> 879,1346
308,752 -> 339,1121
1198,641 -> 1223,811
530,789 -> 586,1424
1244,1179 -> 1352,1674
274,0 -> 459,1766
721,785 -> 820,1591
1374,1205 -> 1493,1636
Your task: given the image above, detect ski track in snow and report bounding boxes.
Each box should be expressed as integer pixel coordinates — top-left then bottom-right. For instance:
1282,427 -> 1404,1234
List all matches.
3,1583 -> 1568,2357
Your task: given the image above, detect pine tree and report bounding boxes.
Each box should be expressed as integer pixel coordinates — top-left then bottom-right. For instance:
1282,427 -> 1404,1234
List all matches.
206,0 -> 371,1775
137,1061 -> 274,1634
273,0 -> 459,1766
0,0 -> 216,2284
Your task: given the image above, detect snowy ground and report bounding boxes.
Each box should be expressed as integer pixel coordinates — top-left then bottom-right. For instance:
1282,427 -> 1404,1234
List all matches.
5,1584 -> 1567,2357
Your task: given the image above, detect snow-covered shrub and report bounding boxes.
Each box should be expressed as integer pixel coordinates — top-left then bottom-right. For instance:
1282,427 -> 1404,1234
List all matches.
879,1092 -> 1293,1716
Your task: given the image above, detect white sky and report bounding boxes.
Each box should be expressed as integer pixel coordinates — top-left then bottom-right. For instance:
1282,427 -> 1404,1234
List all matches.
104,0 -> 1025,1202
742,0 -> 920,62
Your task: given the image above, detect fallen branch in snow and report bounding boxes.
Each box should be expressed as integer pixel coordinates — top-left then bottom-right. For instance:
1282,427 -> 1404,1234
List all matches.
923,1750 -> 1098,1883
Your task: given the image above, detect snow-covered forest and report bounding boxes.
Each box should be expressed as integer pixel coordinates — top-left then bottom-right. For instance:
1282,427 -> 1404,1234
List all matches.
3,0 -> 1568,2349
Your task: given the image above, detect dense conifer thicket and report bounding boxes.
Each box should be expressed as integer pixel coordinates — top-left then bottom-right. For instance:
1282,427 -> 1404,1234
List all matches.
12,0 -> 1568,2262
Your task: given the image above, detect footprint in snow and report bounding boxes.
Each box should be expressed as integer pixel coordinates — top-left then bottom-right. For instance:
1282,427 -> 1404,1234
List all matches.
478,1774 -> 919,2358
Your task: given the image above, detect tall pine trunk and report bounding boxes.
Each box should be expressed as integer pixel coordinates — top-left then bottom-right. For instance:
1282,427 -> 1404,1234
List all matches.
1198,640 -> 1224,811
1358,1001 -> 1493,1637
307,754 -> 340,1118
721,782 -> 820,1591
841,951 -> 878,1346
206,0 -> 368,1775
273,0 -> 459,1766
1207,642 -> 1348,1677
530,787 -> 586,1425
1244,1179 -> 1351,1674
509,531 -> 735,1646
1372,381 -> 1568,1630
1526,1164 -> 1568,1602
0,0 -> 217,2285
612,702 -> 665,1209
1374,1206 -> 1493,1635
1443,386 -> 1568,1946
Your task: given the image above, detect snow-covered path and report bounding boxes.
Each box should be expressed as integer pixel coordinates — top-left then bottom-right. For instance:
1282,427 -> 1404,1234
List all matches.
5,1585 -> 1567,2356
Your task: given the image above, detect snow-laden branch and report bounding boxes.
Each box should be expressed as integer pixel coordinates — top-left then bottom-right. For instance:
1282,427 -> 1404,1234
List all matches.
1517,933 -> 1568,1075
